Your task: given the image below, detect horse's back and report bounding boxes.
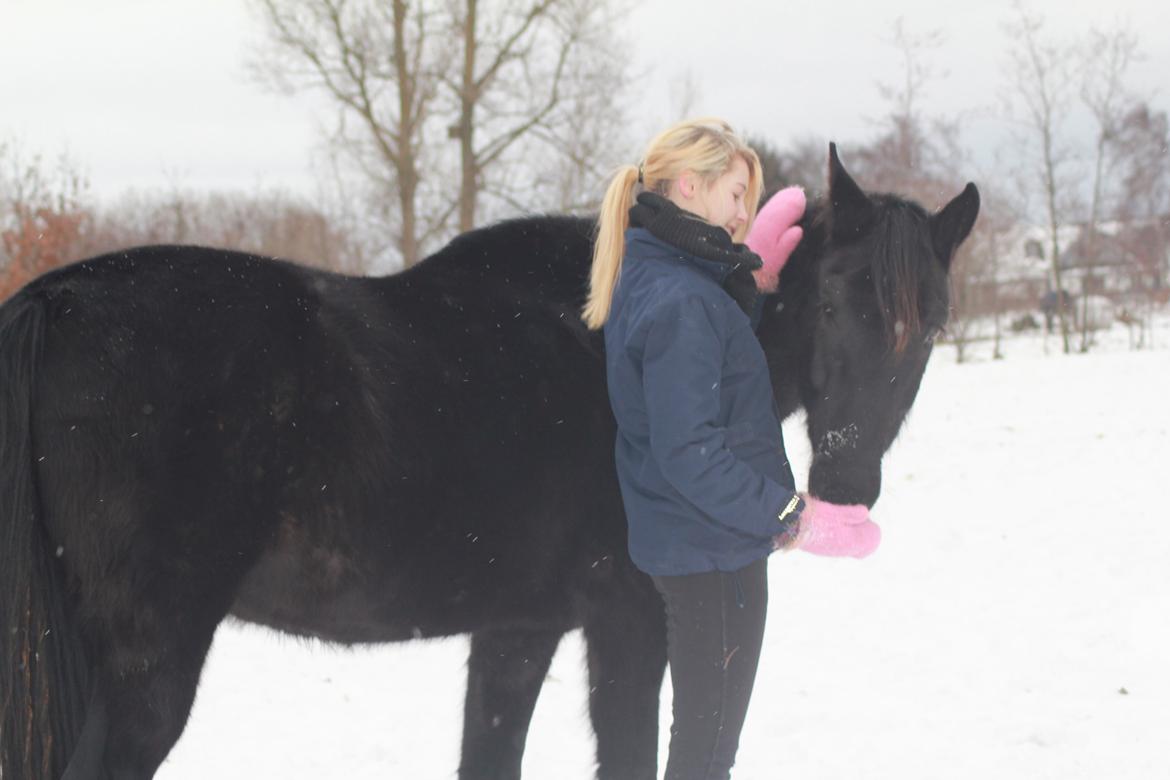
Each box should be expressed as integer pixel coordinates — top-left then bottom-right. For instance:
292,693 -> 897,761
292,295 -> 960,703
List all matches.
27,245 -> 370,470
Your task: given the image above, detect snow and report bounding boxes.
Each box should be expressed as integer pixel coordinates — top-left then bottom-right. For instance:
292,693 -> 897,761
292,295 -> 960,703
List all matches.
159,320 -> 1170,779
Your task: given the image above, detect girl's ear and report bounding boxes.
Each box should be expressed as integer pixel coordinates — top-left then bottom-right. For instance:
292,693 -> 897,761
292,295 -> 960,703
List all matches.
677,169 -> 698,199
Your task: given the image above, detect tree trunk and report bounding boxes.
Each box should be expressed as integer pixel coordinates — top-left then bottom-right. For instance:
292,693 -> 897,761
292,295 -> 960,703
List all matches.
458,0 -> 478,233
1078,131 -> 1109,352
989,228 -> 1004,360
1042,123 -> 1071,354
392,0 -> 420,267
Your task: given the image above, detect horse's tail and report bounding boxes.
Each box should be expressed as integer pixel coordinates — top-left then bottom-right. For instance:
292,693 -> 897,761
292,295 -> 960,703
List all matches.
0,291 -> 95,779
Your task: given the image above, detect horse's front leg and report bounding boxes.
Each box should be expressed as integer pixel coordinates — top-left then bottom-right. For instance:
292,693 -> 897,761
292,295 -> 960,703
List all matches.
459,627 -> 564,780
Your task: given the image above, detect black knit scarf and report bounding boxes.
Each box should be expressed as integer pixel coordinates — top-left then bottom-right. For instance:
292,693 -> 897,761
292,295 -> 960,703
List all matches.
628,191 -> 762,316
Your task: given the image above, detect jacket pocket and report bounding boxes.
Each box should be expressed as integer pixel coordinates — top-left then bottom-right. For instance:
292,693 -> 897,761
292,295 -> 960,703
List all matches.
723,419 -> 758,447
723,415 -> 785,471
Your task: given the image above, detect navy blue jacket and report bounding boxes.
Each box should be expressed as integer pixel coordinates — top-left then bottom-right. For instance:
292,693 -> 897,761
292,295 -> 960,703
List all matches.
604,227 -> 801,576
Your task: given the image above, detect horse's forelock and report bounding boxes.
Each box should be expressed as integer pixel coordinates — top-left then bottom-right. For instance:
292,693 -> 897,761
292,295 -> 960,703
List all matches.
870,203 -> 930,354
811,195 -> 933,354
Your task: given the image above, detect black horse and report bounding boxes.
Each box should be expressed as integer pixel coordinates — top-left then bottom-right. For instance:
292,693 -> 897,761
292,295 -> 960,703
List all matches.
0,146 -> 978,779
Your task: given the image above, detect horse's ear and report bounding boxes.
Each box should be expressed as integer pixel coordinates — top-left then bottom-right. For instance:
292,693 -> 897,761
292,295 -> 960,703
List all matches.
827,142 -> 873,241
930,182 -> 980,270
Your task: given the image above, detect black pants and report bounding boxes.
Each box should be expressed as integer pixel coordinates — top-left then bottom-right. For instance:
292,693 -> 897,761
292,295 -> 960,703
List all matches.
652,558 -> 768,780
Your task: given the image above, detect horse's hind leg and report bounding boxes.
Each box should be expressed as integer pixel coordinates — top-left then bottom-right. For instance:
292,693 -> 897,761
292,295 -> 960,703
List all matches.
584,572 -> 667,780
459,627 -> 564,780
64,503 -> 265,778
60,576 -> 229,780
60,686 -> 111,780
94,608 -> 221,779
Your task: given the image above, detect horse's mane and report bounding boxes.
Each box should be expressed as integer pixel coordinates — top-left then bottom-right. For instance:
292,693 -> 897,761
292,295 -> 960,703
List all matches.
429,214 -> 595,270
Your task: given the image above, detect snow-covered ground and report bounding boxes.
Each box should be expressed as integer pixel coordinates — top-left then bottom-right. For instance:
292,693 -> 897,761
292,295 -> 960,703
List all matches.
159,319 -> 1170,779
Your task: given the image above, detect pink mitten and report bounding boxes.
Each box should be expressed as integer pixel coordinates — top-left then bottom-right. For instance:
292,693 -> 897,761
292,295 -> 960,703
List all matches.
745,186 -> 806,293
794,495 -> 881,559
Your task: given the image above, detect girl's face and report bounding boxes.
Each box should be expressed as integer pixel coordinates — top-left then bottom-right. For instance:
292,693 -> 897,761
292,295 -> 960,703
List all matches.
671,156 -> 751,237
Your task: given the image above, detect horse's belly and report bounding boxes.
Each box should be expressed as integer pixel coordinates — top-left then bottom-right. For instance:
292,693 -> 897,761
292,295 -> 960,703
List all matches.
229,537 -> 580,645
229,555 -> 414,644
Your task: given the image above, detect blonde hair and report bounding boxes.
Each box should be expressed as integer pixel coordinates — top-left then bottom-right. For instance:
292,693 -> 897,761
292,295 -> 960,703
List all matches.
582,117 -> 764,330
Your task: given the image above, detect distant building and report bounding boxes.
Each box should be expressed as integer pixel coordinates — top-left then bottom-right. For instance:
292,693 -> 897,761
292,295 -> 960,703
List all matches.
958,217 -> 1168,319
1060,219 -> 1168,301
956,223 -> 1078,317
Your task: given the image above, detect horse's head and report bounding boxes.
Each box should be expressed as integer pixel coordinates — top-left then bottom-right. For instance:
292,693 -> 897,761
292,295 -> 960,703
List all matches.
770,144 -> 980,508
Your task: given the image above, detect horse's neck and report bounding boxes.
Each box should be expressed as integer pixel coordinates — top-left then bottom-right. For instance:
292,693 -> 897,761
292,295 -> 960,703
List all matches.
778,209 -> 824,305
758,202 -> 826,418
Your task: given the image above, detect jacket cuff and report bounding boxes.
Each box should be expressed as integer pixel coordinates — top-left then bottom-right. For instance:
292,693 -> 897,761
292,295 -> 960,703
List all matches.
774,493 -> 804,545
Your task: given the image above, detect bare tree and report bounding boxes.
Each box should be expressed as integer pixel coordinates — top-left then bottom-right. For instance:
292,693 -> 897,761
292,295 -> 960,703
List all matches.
452,0 -> 633,220
0,139 -> 88,231
1112,103 -> 1170,346
0,139 -> 92,301
1075,22 -> 1142,351
667,69 -> 702,123
962,186 -> 1023,361
1001,1 -> 1078,353
850,18 -> 970,207
749,135 -> 828,197
847,18 -> 995,362
252,0 -> 446,267
861,18 -> 947,197
527,52 -> 634,214
252,0 -> 630,268
83,188 -> 369,274
450,0 -> 556,229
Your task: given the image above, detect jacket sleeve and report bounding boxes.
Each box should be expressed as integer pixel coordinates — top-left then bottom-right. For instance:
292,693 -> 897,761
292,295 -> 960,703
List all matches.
640,294 -> 799,541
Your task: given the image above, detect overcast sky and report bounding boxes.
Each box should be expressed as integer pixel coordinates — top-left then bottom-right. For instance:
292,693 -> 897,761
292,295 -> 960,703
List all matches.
2,0 -> 1167,203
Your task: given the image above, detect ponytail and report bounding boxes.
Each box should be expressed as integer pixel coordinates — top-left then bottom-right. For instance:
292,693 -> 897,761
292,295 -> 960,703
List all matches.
583,165 -> 640,330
